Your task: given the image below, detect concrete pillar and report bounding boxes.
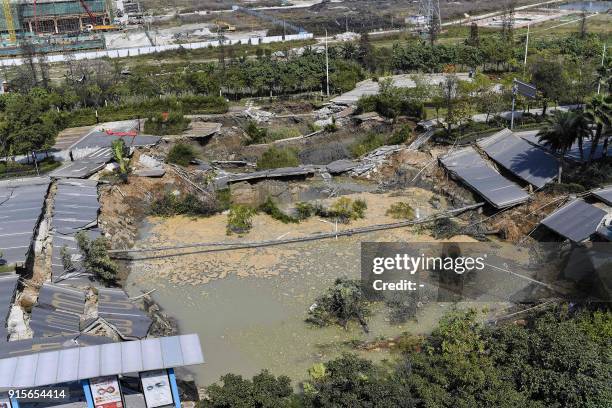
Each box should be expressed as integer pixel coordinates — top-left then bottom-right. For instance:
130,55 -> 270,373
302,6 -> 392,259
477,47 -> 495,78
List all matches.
79,17 -> 83,31
168,368 -> 182,408
81,380 -> 94,408
28,21 -> 33,33
54,19 -> 59,34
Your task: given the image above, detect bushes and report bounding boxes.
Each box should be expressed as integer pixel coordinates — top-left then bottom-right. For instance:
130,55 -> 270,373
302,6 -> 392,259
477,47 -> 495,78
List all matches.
166,143 -> 197,166
244,121 -> 268,144
144,112 -> 190,135
386,202 -> 416,219
257,146 -> 300,169
227,205 -> 257,235
295,202 -> 316,220
150,192 -> 222,217
306,278 -> 370,332
259,197 -> 298,224
388,125 -> 413,145
327,197 -> 367,223
350,133 -> 385,157
294,198 -> 367,223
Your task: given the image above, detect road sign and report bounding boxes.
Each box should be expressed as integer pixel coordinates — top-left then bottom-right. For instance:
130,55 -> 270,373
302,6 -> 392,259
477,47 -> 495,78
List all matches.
514,79 -> 537,99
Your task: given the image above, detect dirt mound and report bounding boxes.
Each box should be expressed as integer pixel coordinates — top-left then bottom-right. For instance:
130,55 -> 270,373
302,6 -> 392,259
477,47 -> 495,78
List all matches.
491,192 -> 568,242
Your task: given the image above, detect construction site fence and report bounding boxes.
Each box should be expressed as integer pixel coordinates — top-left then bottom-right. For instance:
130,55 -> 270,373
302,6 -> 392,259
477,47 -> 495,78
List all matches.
0,32 -> 314,66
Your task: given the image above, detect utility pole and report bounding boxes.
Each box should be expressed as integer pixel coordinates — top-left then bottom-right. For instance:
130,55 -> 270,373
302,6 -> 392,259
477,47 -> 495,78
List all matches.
598,43 -> 606,95
510,80 -> 517,130
523,23 -> 530,75
325,29 -> 330,97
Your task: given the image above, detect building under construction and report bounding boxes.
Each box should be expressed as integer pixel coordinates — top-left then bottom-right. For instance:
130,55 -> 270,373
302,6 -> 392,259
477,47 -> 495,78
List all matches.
1,0 -> 111,37
0,1 -> 112,55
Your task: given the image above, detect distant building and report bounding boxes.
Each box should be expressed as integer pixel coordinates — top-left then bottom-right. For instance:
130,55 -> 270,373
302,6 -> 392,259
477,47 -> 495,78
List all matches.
405,15 -> 427,27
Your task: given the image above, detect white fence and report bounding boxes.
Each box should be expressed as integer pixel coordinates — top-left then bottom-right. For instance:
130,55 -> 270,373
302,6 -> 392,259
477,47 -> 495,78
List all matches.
0,32 -> 314,66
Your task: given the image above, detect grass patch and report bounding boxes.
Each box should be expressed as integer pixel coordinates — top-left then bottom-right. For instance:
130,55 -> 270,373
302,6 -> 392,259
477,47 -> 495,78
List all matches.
0,265 -> 15,273
257,146 -> 300,169
0,158 -> 61,180
65,95 -> 228,127
350,133 -> 385,157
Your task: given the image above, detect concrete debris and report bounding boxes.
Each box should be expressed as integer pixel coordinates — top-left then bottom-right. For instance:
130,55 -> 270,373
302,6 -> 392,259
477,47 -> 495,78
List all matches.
139,154 -> 163,169
354,112 -> 384,122
105,162 -> 120,172
7,304 -> 32,340
326,159 -> 357,174
211,160 -> 256,168
351,145 -> 404,176
245,109 -> 275,123
314,117 -> 334,128
133,168 -> 166,178
315,104 -> 346,120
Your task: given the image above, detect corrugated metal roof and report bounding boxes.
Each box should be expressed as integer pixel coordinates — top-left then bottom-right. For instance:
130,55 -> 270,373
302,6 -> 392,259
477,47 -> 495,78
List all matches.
440,146 -> 529,209
0,333 -> 115,359
592,186 -> 612,206
97,288 -> 152,339
0,334 -> 204,389
0,273 -> 18,341
478,129 -> 559,189
37,284 -> 85,315
541,199 -> 607,242
0,178 -> 50,265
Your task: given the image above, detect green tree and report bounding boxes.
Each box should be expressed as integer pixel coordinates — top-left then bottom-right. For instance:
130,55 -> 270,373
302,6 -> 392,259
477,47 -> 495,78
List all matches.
537,111 -> 590,182
530,58 -> 568,116
584,94 -> 612,162
302,354 -> 416,408
306,278 -> 370,333
75,232 -> 118,283
201,370 -> 295,408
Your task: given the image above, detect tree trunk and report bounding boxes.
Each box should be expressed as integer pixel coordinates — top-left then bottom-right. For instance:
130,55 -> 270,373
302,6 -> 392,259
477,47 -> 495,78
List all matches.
578,136 -> 584,162
558,162 -> 562,184
588,124 -> 603,163
602,135 -> 609,158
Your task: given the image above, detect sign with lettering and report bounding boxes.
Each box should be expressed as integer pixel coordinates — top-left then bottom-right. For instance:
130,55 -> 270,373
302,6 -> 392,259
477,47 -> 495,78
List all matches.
89,376 -> 123,408
140,370 -> 174,408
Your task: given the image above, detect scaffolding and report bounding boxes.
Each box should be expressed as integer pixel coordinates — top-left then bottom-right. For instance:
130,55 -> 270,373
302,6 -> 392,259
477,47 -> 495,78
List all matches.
1,0 -> 109,36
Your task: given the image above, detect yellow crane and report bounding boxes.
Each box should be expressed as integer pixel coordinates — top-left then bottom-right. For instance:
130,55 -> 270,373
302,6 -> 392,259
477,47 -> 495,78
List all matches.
2,0 -> 16,43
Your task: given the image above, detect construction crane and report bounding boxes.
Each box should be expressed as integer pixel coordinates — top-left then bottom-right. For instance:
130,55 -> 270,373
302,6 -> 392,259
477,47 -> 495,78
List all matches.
2,0 -> 16,43
78,0 -> 117,31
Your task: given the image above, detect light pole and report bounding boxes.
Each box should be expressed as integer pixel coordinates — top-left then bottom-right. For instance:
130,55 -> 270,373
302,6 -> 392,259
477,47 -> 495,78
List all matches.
510,80 -> 518,130
523,24 -> 530,75
325,29 -> 330,97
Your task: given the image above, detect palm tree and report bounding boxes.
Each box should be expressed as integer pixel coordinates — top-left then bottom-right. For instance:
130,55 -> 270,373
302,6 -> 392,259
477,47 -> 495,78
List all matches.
584,94 -> 612,162
537,111 -> 589,183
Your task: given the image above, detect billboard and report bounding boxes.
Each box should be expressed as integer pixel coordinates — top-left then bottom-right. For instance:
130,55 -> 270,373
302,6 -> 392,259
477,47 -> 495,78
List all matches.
140,370 -> 174,408
514,79 -> 537,99
89,376 -> 124,408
